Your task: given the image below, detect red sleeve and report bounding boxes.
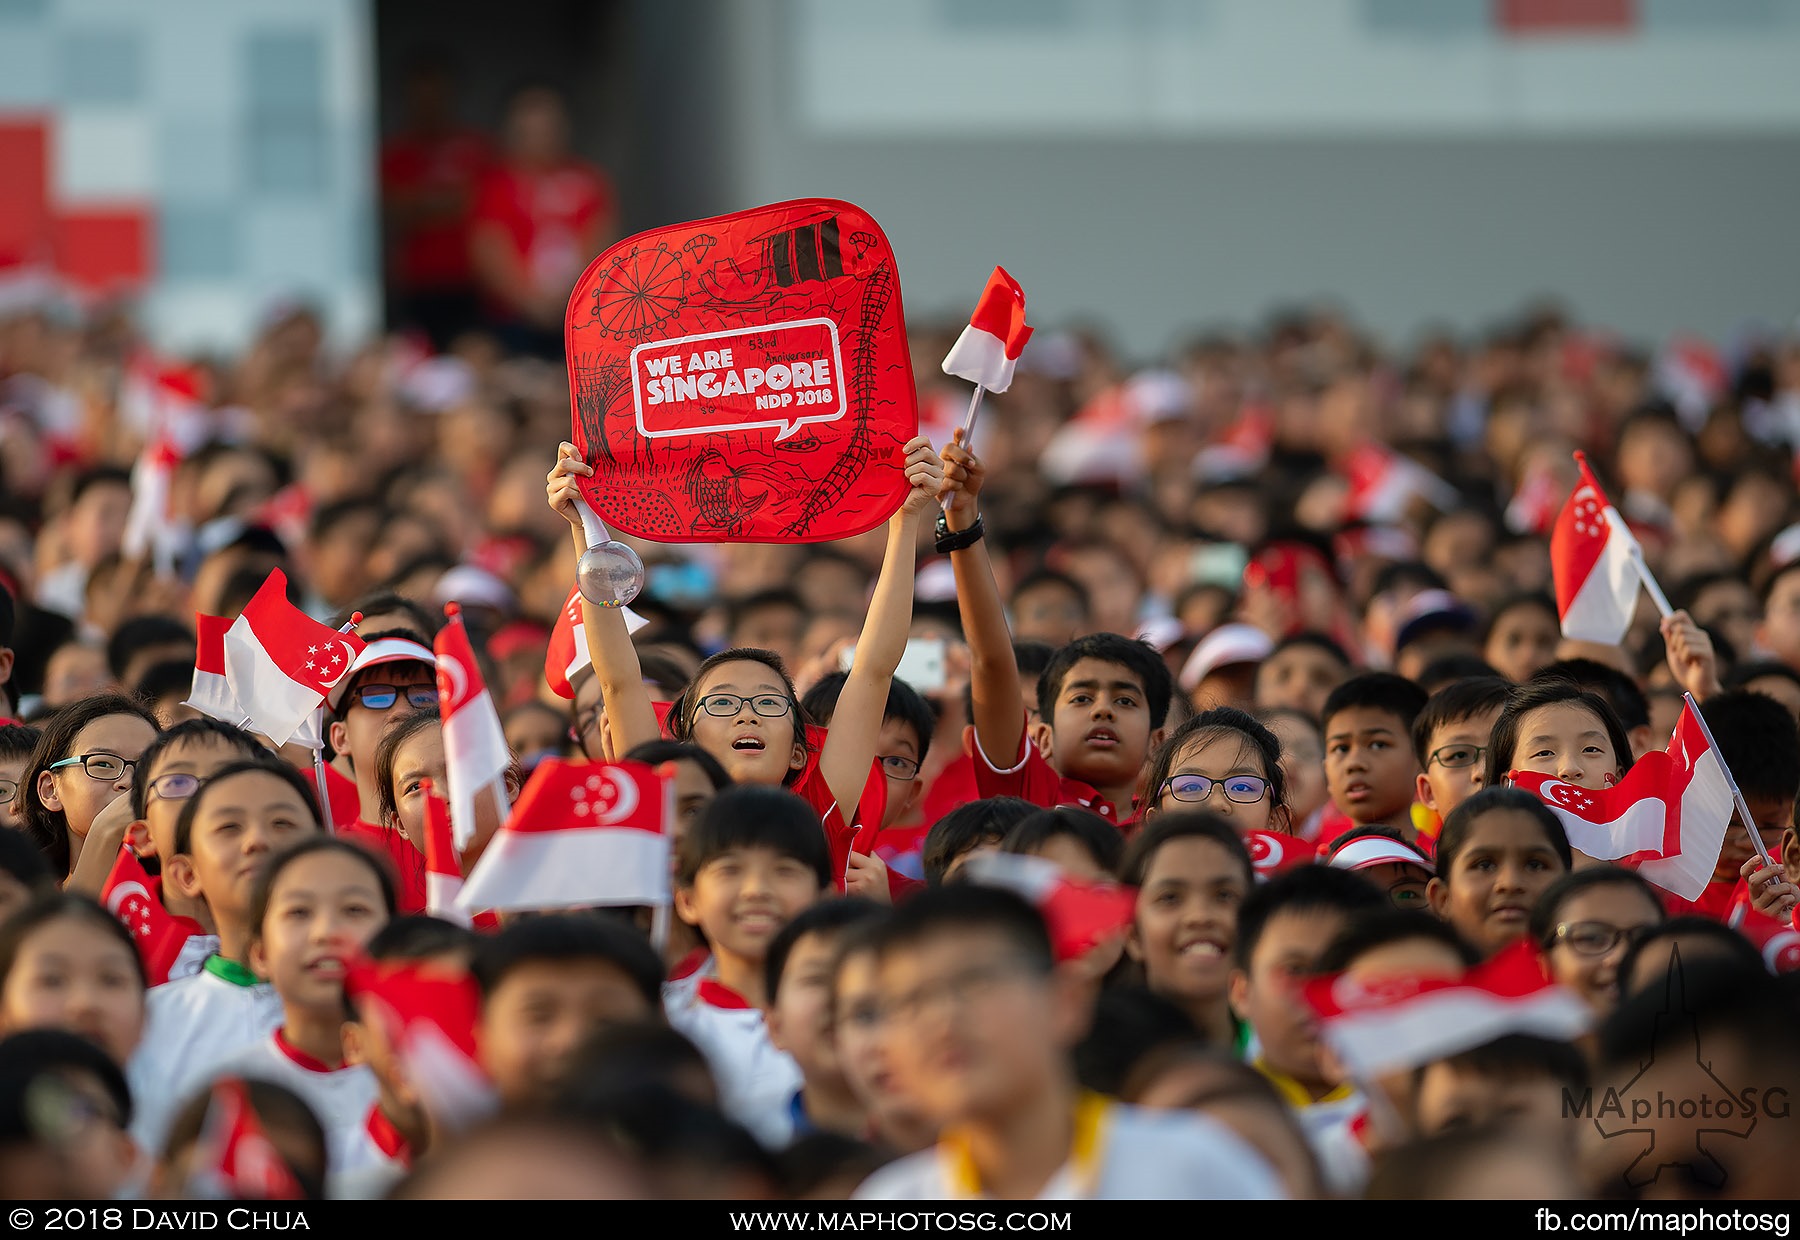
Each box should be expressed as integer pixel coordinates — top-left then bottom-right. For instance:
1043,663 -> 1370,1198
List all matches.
967,718 -> 1063,809
792,756 -> 888,895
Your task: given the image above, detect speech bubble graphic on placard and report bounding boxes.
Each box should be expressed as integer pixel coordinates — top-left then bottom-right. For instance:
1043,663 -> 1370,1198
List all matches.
632,319 -> 848,444
566,199 -> 917,544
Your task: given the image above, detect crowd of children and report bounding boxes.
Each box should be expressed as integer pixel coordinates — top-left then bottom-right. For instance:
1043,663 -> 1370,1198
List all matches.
2,297 -> 1800,1201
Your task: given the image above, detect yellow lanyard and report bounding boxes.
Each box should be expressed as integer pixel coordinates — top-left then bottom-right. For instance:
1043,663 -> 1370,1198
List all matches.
941,1091 -> 1112,1199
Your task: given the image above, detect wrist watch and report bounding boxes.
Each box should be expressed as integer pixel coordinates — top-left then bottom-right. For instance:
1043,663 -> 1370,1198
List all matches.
934,510 -> 985,554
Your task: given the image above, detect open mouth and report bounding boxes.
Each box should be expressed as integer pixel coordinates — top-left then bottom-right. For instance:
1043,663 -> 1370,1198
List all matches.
731,736 -> 766,752
1343,782 -> 1372,800
306,955 -> 346,979
1084,727 -> 1120,749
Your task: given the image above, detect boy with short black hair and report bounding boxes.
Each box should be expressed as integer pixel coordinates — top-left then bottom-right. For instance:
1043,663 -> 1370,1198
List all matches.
1411,676 -> 1512,837
665,784 -> 831,1147
942,435 -> 1172,827
921,797 -> 1037,885
764,898 -> 886,1147
801,672 -> 937,829
472,912 -> 663,1108
1230,867 -> 1385,1118
1321,673 -> 1429,840
853,884 -> 1281,1200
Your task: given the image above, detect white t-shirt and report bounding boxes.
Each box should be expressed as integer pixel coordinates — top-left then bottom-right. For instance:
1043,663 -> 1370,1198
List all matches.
855,1102 -> 1284,1200
167,934 -> 219,985
331,1107 -> 411,1201
214,1031 -> 380,1196
664,960 -> 801,1150
127,957 -> 283,1156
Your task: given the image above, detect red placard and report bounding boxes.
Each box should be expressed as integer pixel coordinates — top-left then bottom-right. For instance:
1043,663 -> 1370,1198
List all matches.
565,199 -> 916,543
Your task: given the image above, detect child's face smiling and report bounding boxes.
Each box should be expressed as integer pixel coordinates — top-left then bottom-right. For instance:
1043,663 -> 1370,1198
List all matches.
1324,706 -> 1419,827
1043,657 -> 1159,790
687,661 -> 805,787
253,850 -> 389,1019
1508,703 -> 1621,791
1428,808 -> 1566,956
1130,837 -> 1248,1005
676,845 -> 821,965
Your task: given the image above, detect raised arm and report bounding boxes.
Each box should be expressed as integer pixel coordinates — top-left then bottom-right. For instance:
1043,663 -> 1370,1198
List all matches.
941,429 -> 1025,768
546,443 -> 661,754
817,437 -> 944,814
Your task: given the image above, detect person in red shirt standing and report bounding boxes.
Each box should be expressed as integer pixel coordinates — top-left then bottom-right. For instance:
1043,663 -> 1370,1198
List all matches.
380,61 -> 493,351
469,87 -> 618,359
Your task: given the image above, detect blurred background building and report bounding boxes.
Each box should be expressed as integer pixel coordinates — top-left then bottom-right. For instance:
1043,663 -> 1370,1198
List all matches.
3,0 -> 1799,353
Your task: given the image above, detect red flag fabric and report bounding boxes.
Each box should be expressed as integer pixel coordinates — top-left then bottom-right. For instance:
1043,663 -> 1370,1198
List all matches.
1509,702 -> 1734,901
1726,888 -> 1800,974
419,779 -> 470,928
187,1078 -> 307,1200
566,198 -> 917,544
1301,940 -> 1591,1078
99,845 -> 191,986
457,759 -> 672,912
544,583 -> 649,700
1551,452 -> 1642,643
184,612 -> 243,723
941,266 -> 1032,393
221,570 -> 366,746
433,606 -> 510,851
958,851 -> 1136,962
1244,830 -> 1317,881
344,957 -> 496,1131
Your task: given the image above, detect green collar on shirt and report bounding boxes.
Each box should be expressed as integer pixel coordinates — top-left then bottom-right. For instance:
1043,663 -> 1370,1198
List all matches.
203,955 -> 261,988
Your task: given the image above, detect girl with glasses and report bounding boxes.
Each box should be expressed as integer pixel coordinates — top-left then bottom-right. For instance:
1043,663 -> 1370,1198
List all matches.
19,695 -> 160,881
1140,707 -> 1291,836
1529,866 -> 1665,1019
547,437 -> 945,899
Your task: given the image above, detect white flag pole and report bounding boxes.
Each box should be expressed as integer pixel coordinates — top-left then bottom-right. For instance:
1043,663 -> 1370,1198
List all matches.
1628,545 -> 1674,618
1682,692 -> 1774,867
940,385 -> 988,514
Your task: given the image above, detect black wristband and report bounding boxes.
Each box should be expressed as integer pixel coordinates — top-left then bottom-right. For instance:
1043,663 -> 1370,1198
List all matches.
934,511 -> 985,554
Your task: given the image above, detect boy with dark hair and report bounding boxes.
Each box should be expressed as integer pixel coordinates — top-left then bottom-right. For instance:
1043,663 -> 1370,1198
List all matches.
326,631 -> 439,911
0,721 -> 39,830
854,884 -> 1280,1199
1230,868 -> 1385,1127
1321,673 -> 1429,840
472,912 -> 663,1108
763,898 -> 887,1147
1411,676 -> 1512,835
665,784 -> 831,1147
106,615 -> 195,693
69,717 -> 265,981
801,671 -> 937,829
944,432 -> 1172,828
922,797 -> 1037,885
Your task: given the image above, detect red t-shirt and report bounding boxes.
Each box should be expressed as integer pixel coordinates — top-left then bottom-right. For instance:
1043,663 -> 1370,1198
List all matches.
470,160 -> 614,305
380,128 -> 493,289
338,818 -> 427,915
1661,878 -> 1740,922
968,716 -> 1138,830
322,764 -> 363,837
